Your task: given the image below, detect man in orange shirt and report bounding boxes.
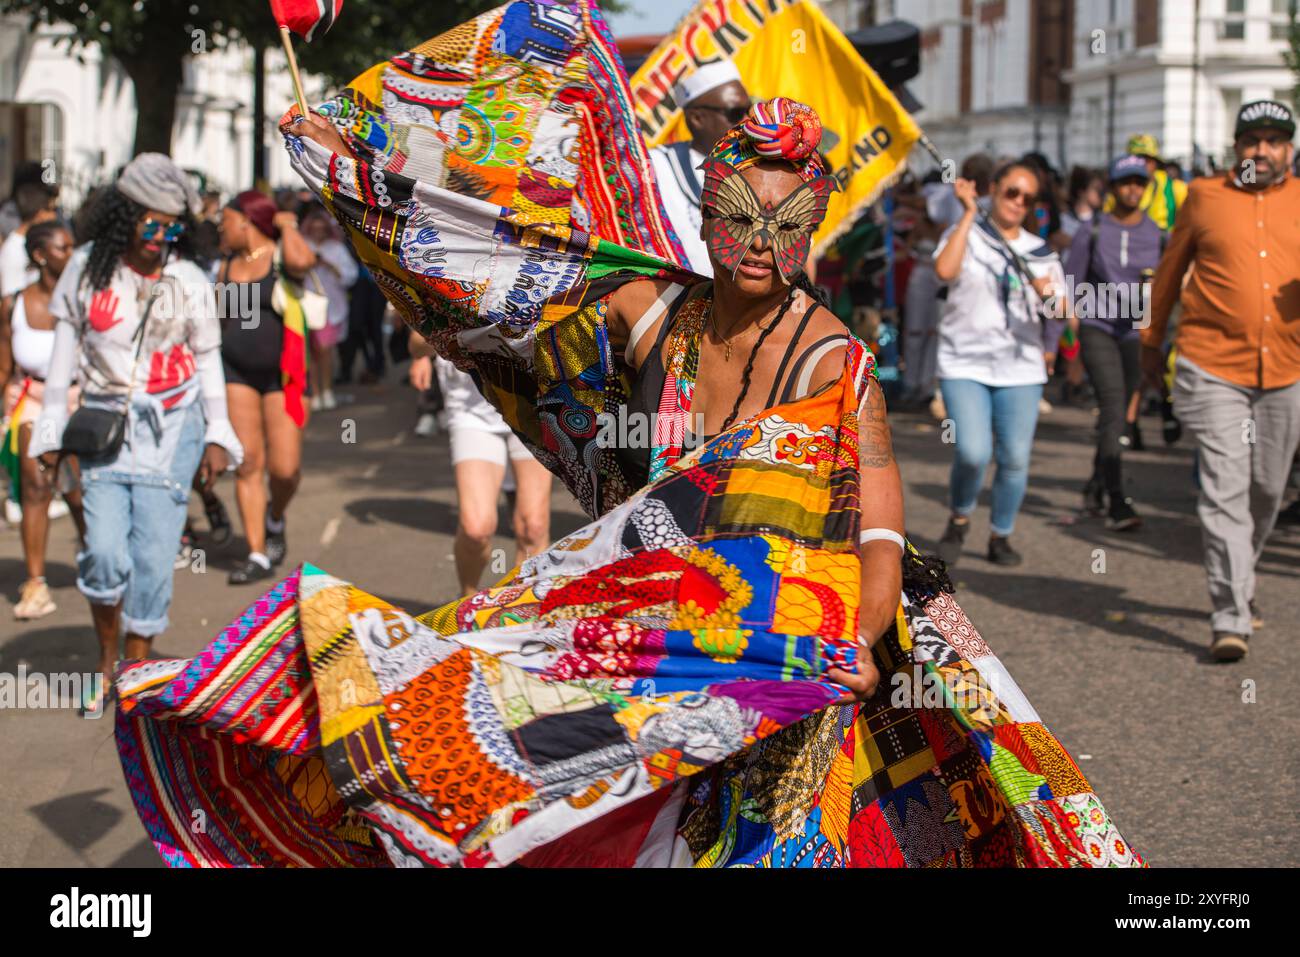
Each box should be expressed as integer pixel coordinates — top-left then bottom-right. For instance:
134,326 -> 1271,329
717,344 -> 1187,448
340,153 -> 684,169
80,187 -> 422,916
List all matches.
1143,99 -> 1300,662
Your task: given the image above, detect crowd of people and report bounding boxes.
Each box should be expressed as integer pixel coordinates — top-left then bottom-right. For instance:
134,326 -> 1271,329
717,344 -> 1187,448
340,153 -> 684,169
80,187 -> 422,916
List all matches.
872,105 -> 1300,661
0,154 -> 484,712
2,101 -> 1298,724
650,59 -> 1300,657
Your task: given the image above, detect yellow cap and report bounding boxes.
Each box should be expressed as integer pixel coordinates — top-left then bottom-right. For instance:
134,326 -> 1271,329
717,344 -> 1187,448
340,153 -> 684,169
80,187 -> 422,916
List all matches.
1127,134 -> 1160,159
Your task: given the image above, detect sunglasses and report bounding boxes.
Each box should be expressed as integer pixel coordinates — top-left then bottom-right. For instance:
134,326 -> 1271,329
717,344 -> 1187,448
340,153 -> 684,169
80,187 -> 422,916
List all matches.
140,218 -> 186,243
999,186 -> 1034,205
691,104 -> 751,125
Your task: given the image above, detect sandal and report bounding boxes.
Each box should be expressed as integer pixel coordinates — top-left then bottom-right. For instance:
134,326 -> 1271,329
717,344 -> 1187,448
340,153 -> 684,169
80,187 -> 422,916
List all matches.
80,671 -> 117,719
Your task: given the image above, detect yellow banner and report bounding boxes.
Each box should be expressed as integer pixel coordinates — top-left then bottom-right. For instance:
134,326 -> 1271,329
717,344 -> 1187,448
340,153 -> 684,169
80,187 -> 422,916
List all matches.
630,0 -> 921,253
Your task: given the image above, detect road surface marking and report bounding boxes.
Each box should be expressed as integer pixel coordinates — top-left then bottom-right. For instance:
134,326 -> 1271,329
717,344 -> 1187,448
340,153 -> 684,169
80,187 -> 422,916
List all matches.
320,517 -> 341,547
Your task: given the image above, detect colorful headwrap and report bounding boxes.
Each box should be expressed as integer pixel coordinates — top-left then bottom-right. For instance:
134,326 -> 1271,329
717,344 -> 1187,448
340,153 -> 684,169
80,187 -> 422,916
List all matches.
699,97 -> 839,284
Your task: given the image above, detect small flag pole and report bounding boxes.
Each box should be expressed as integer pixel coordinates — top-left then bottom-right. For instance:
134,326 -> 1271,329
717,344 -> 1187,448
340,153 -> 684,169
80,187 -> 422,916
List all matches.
278,24 -> 310,119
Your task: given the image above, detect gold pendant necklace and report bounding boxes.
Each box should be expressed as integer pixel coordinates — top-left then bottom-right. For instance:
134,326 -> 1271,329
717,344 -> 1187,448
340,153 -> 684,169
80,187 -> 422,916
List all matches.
711,304 -> 777,362
711,306 -> 741,362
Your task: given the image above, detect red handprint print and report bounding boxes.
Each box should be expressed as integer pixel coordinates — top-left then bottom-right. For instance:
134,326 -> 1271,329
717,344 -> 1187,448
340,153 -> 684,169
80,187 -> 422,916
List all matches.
87,288 -> 123,333
147,344 -> 197,407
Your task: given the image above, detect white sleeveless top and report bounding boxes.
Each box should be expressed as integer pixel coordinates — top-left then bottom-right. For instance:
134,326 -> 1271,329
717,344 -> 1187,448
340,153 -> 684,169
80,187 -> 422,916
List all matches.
10,290 -> 55,380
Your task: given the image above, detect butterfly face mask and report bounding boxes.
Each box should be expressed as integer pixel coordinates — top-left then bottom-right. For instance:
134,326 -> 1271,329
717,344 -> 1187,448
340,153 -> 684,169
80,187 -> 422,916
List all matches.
700,158 -> 839,284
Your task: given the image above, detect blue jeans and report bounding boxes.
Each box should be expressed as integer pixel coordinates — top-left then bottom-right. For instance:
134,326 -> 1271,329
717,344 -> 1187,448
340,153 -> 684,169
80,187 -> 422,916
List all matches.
939,378 -> 1043,537
77,403 -> 205,637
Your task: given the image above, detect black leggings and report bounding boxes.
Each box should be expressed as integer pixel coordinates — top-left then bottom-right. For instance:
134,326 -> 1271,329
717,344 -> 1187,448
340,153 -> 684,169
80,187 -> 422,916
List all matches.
1079,324 -> 1141,495
340,277 -> 387,380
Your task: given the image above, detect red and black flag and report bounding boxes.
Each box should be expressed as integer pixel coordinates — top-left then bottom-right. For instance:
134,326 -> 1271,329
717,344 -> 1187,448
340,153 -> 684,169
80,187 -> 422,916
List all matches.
270,0 -> 343,42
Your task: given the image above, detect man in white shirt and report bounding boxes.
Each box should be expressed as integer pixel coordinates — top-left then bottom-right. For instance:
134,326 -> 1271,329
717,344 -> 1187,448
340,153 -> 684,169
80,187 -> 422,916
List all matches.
648,60 -> 750,276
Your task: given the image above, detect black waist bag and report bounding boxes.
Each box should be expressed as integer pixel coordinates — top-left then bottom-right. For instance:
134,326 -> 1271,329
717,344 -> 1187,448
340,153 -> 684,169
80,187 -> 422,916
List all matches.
60,405 -> 129,459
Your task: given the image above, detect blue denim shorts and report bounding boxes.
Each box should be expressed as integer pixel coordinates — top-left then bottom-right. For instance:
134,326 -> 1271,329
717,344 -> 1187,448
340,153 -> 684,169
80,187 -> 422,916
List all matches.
77,402 -> 205,637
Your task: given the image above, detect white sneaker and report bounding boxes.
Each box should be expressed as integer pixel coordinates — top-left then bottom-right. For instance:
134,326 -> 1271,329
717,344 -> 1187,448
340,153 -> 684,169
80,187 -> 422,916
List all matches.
321,389 -> 338,411
414,413 -> 438,437
1038,397 -> 1054,415
4,499 -> 20,525
310,394 -> 323,412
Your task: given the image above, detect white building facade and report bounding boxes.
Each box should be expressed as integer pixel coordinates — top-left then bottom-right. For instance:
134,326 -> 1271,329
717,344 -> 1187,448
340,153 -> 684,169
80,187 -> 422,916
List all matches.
901,0 -> 1295,174
0,14 -> 329,208
1068,0 -> 1296,172
907,0 -> 1075,171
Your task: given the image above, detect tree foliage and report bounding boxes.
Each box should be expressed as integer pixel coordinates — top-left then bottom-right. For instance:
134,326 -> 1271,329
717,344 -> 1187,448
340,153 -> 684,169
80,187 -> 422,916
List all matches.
0,0 -> 622,155
1284,1 -> 1300,109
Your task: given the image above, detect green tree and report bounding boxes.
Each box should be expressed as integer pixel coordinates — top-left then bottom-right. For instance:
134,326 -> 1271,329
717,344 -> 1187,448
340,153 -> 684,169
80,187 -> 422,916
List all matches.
1285,0 -> 1300,107
0,0 -> 513,156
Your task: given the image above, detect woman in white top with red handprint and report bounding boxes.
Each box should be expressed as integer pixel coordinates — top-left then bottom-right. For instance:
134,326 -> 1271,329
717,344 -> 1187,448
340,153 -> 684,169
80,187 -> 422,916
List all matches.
28,155 -> 243,715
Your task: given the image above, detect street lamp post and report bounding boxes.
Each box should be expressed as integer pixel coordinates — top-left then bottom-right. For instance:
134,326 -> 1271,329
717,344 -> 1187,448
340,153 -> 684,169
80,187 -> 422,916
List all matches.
253,43 -> 267,187
1190,0 -> 1201,169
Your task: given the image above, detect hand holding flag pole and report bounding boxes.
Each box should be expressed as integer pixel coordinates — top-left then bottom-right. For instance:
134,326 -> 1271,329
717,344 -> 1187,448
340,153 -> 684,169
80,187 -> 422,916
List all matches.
269,1 -> 343,119
279,25 -> 310,119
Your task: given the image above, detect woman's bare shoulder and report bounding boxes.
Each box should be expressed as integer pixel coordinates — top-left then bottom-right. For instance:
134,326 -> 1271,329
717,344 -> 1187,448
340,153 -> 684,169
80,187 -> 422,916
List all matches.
784,298 -> 854,399
607,276 -> 704,365
799,299 -> 850,341
608,276 -> 697,321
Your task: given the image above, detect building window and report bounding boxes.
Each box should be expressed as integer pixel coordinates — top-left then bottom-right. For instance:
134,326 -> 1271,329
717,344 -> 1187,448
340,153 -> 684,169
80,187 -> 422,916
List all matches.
1221,0 -> 1246,40
1272,0 -> 1296,40
1135,0 -> 1160,47
1222,87 -> 1243,159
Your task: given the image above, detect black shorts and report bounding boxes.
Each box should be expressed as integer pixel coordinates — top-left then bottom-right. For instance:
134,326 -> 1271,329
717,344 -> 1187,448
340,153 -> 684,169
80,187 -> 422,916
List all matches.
222,359 -> 312,397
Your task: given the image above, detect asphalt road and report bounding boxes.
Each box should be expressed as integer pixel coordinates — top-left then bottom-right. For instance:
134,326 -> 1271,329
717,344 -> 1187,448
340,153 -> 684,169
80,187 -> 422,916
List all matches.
1,376 -> 1297,868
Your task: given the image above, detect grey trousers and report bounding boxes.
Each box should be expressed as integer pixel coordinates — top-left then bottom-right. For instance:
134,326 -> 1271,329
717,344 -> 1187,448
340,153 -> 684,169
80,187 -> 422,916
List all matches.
1173,357 -> 1300,635
901,262 -> 941,402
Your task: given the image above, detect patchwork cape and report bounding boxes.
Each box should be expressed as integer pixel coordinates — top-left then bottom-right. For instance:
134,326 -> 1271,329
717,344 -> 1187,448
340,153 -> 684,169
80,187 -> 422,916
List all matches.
114,0 -> 1142,867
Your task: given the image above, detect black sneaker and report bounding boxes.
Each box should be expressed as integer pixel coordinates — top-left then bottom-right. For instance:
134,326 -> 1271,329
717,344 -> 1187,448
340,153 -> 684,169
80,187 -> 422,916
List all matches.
1106,496 -> 1142,531
1275,499 -> 1300,527
937,518 -> 969,566
204,493 -> 232,545
1082,477 -> 1106,516
265,521 -> 287,566
986,535 -> 1023,566
1124,421 -> 1145,452
229,557 -> 275,585
1160,403 -> 1182,445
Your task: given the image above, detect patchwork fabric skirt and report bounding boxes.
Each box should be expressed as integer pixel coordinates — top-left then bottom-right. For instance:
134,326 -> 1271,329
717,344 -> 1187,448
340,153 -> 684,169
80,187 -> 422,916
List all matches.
115,347 -> 1143,868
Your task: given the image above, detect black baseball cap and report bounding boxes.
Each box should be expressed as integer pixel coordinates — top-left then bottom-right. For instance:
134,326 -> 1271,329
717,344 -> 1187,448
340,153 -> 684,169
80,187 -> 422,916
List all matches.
1234,99 -> 1296,140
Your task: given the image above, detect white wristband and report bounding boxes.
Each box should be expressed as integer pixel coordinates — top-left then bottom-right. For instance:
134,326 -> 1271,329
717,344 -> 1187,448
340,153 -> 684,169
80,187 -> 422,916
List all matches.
859,528 -> 905,549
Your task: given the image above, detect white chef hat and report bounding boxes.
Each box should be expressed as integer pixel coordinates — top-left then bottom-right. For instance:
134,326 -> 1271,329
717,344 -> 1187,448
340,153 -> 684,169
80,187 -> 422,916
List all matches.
673,59 -> 744,108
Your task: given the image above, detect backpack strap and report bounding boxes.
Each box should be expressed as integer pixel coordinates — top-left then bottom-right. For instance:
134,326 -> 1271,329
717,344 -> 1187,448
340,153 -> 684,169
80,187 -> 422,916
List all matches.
1085,216 -> 1102,284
